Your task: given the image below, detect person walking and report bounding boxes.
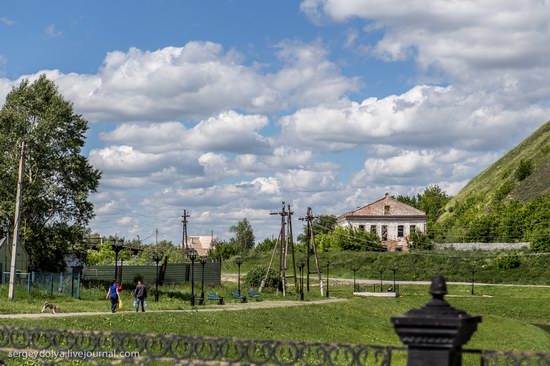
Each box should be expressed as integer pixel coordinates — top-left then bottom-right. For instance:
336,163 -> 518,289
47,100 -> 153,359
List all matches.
106,279 -> 120,313
134,280 -> 148,312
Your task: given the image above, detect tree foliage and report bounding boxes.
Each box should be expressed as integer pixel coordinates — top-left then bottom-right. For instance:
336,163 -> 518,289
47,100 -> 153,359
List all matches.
0,76 -> 101,271
229,218 -> 255,254
529,227 -> 550,252
408,229 -> 433,250
245,265 -> 279,289
298,214 -> 337,244
208,240 -> 239,261
397,185 -> 451,239
316,226 -> 383,252
254,237 -> 277,253
515,158 -> 533,181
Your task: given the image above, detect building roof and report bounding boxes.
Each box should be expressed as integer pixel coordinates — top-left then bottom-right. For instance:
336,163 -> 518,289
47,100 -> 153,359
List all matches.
188,235 -> 217,256
338,193 -> 427,221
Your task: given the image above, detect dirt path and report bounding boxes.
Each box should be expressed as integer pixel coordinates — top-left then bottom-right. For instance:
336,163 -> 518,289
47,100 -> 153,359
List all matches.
0,298 -> 347,319
222,274 -> 550,288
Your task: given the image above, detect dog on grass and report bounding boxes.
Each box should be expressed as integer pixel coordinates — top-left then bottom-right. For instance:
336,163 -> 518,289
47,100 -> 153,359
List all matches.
40,302 -> 60,314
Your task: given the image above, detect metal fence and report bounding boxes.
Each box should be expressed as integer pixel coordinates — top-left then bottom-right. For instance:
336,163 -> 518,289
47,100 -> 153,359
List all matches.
0,326 -> 405,366
1,275 -> 550,365
2,271 -> 81,298
464,349 -> 550,365
1,326 -> 550,366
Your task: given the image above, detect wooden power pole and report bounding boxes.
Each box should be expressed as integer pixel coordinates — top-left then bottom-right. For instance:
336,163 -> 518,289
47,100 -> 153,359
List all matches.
181,210 -> 189,250
9,141 -> 25,300
299,207 -> 323,296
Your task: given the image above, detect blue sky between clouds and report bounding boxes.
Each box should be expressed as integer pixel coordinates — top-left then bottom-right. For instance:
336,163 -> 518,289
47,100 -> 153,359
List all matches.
1,0 -> 549,243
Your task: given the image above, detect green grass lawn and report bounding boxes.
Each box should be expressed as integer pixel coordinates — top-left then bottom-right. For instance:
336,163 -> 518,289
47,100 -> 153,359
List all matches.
0,281 -> 309,314
222,250 -> 550,285
1,282 -> 549,353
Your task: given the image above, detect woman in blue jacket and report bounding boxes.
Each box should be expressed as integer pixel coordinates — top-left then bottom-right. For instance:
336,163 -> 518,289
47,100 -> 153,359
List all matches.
106,279 -> 120,313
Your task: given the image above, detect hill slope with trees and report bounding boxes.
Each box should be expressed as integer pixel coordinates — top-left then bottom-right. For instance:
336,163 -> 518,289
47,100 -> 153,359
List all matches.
436,119 -> 550,248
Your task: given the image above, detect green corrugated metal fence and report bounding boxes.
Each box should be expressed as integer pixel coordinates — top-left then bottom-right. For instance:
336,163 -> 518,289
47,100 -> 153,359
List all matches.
83,262 -> 221,286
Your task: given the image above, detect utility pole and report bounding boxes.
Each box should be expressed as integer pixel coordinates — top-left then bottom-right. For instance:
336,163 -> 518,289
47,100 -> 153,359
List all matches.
181,210 -> 189,250
287,204 -> 297,291
9,141 -> 25,300
299,207 -> 323,296
155,228 -> 158,245
270,202 -> 287,296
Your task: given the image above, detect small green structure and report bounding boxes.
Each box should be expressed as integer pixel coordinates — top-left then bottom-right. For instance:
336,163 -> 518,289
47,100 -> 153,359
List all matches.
0,235 -> 29,283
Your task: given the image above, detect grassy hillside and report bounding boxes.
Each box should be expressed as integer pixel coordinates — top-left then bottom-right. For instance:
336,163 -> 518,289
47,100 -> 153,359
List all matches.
437,119 -> 550,241
223,251 -> 550,285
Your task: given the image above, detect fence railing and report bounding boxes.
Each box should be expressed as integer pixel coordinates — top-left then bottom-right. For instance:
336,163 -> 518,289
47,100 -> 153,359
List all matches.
464,349 -> 550,365
2,271 -> 82,298
0,326 -> 406,365
1,275 -> 549,365
1,326 -> 550,366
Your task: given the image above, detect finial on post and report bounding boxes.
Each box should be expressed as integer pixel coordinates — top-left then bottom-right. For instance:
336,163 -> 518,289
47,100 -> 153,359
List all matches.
391,274 -> 482,366
429,273 -> 448,298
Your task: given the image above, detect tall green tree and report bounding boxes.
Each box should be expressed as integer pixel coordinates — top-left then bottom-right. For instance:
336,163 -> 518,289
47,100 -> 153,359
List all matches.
417,185 -> 451,225
229,218 -> 255,254
0,75 -> 101,271
297,214 -> 337,244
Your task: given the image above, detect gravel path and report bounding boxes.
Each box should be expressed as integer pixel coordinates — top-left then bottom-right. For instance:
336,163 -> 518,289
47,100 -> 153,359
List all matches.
222,274 -> 550,288
0,298 -> 347,319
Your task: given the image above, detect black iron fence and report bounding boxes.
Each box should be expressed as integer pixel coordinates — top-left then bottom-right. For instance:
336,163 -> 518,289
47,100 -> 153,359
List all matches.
0,275 -> 549,365
1,326 -> 550,366
464,349 -> 550,365
0,326 -> 405,365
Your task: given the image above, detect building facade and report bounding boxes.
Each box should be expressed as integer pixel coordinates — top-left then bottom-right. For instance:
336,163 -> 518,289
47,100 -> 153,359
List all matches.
337,193 -> 427,251
187,235 -> 217,256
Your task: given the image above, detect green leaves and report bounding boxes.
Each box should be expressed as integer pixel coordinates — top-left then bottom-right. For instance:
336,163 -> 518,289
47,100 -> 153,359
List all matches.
316,226 -> 383,252
229,218 -> 255,254
0,75 -> 101,271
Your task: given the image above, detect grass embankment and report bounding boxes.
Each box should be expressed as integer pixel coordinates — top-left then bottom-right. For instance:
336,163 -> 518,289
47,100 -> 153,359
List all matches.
223,250 -> 550,285
1,283 -> 549,352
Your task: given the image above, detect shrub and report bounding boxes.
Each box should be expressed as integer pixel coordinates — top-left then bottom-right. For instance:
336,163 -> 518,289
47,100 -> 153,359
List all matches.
316,227 -> 383,252
515,159 -> 533,181
494,255 -> 521,269
529,227 -> 550,252
245,266 -> 279,289
493,180 -> 513,202
408,229 -> 433,250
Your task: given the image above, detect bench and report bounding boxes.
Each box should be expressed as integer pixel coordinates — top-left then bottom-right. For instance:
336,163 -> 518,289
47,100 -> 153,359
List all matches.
207,291 -> 224,305
232,291 -> 247,303
248,289 -> 262,301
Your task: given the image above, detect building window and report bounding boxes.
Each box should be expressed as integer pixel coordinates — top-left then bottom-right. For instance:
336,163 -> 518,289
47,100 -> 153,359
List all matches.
370,225 -> 377,234
358,225 -> 365,231
398,225 -> 404,237
410,225 -> 416,234
384,205 -> 390,215
382,225 -> 388,240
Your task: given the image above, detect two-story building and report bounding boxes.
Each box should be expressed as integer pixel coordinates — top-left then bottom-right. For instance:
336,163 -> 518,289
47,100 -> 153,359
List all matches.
337,193 -> 427,251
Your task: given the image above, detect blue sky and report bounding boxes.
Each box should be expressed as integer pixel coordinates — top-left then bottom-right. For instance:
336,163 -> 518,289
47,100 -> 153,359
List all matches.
2,0 -> 550,244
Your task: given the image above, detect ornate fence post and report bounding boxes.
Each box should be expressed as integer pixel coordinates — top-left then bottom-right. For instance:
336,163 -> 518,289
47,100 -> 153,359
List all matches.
391,274 -> 481,366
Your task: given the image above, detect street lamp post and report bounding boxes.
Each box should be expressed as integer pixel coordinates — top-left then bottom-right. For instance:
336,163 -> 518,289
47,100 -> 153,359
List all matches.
152,252 -> 163,302
351,267 -> 358,293
299,259 -> 305,301
188,249 -> 197,306
325,261 -> 330,298
391,267 -> 397,293
200,256 -> 207,305
235,257 -> 243,295
379,269 -> 384,292
112,238 -> 124,282
471,268 -> 476,295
